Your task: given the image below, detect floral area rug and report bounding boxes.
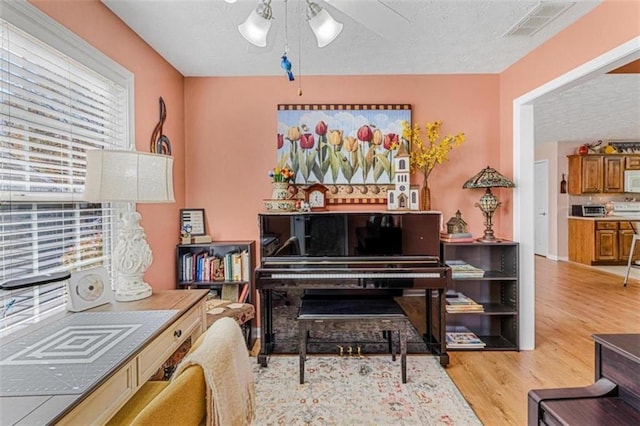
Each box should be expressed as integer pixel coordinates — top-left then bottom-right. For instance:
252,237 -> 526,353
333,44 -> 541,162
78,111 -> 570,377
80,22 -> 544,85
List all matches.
252,355 -> 481,426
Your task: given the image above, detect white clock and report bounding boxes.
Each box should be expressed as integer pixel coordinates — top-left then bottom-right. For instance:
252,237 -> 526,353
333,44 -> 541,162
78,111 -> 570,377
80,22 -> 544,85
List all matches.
66,267 -> 114,312
304,183 -> 328,211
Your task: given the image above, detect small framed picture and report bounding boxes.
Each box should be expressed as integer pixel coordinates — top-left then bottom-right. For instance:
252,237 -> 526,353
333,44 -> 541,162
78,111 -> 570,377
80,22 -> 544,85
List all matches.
180,208 -> 207,236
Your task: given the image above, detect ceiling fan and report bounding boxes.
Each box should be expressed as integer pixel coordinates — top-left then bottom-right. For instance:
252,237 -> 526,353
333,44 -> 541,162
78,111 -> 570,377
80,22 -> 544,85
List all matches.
233,0 -> 411,50
326,0 -> 411,39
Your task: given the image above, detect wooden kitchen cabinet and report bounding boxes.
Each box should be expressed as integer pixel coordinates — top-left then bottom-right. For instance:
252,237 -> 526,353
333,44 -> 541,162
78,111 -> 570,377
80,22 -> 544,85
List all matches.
568,155 -> 602,194
568,154 -> 640,194
569,219 -> 636,265
618,222 -> 636,261
595,221 -> 618,261
603,156 -> 624,192
626,157 -> 640,170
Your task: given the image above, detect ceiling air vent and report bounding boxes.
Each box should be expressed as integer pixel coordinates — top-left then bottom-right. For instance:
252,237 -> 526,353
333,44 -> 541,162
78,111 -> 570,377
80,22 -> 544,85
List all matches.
503,2 -> 575,37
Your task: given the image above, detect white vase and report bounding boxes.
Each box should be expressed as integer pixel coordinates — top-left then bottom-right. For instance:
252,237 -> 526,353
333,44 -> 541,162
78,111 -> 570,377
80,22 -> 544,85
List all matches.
271,182 -> 290,200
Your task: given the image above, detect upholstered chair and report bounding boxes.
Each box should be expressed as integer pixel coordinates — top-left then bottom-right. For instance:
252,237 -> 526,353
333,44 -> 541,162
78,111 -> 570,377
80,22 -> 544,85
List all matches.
108,317 -> 254,426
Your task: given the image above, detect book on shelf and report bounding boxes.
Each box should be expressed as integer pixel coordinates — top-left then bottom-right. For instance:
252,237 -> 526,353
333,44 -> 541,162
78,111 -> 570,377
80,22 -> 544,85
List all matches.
221,283 -> 239,301
440,232 -> 473,239
241,250 -> 251,282
181,252 -> 193,281
445,260 -> 485,278
446,304 -> 484,313
446,326 -> 486,349
179,246 -> 252,282
238,282 -> 250,303
212,257 -> 224,281
220,281 -> 250,302
219,250 -> 250,282
231,252 -> 243,281
181,252 -> 229,283
191,234 -> 212,244
445,291 -> 484,312
440,236 -> 475,243
445,290 -> 476,303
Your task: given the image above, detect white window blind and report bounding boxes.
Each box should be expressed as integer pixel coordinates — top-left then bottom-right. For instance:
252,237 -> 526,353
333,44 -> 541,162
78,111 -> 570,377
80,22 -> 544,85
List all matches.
0,7 -> 132,334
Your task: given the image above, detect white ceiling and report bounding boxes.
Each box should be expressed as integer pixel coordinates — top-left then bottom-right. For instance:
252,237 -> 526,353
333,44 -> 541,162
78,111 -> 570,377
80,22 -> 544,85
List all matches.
102,0 -> 640,144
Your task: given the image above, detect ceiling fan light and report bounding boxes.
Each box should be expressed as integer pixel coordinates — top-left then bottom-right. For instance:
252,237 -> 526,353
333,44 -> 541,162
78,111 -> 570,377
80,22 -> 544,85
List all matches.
306,3 -> 343,47
238,1 -> 273,47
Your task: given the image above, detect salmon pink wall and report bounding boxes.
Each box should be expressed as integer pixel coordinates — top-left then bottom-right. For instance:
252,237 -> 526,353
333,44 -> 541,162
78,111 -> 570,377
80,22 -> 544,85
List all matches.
30,0 -> 185,290
184,75 -> 499,246
496,0 -> 640,238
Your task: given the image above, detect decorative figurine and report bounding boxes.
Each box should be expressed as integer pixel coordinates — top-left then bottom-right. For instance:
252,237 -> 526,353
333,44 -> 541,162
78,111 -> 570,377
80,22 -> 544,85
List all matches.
281,53 -> 294,81
150,97 -> 172,155
387,144 -> 419,210
337,345 -> 344,356
446,210 -> 468,234
181,224 -> 192,244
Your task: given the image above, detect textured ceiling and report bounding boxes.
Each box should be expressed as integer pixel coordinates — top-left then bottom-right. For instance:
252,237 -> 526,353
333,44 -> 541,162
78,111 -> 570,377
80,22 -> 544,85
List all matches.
102,0 -> 640,144
102,0 -> 603,76
534,74 -> 640,144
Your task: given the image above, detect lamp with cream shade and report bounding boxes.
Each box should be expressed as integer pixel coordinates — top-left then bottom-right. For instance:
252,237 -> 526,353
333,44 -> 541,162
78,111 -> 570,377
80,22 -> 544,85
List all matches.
83,150 -> 175,301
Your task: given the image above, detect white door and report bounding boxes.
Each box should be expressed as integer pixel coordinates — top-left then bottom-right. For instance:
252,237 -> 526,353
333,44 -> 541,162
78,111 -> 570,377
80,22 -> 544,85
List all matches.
534,160 -> 549,256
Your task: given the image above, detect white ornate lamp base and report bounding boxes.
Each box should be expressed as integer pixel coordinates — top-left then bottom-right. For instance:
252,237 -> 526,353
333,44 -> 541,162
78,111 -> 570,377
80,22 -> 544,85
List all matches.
113,211 -> 154,302
115,281 -> 152,302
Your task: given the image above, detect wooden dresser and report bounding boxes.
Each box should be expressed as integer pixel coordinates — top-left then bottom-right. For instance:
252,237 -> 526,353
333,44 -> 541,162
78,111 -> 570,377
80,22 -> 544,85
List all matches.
0,289 -> 208,425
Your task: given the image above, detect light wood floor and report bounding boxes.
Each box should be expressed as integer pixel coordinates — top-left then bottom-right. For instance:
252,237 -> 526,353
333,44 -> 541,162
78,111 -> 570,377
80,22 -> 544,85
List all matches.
445,256 -> 640,425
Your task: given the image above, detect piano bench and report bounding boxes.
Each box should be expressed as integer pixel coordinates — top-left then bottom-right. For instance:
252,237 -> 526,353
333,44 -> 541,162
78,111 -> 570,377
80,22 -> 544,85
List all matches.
297,297 -> 408,384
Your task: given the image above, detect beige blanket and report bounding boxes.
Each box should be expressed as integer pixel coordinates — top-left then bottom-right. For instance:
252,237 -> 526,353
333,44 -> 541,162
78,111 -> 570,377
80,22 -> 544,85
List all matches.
174,317 -> 255,426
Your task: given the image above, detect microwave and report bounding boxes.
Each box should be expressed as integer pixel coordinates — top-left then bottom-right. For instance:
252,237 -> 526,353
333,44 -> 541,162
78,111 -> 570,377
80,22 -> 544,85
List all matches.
624,170 -> 640,193
571,204 -> 606,217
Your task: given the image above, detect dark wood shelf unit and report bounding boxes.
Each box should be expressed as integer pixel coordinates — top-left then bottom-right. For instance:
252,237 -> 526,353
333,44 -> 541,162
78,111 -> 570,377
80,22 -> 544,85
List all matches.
441,240 -> 519,351
175,240 -> 256,302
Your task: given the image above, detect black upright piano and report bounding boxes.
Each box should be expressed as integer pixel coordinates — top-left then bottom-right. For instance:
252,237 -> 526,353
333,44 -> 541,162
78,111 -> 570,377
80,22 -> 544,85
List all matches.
255,211 -> 451,367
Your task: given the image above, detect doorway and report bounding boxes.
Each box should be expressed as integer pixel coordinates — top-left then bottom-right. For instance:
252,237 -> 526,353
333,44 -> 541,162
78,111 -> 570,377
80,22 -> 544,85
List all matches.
514,36 -> 640,350
534,160 -> 549,257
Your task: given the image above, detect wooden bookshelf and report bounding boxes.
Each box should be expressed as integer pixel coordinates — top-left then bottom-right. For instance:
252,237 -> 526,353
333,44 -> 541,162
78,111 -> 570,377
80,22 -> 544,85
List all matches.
440,241 -> 519,351
175,240 -> 255,305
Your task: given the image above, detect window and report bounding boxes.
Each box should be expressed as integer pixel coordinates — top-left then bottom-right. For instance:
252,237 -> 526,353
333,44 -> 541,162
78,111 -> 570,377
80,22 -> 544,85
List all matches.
0,1 -> 133,334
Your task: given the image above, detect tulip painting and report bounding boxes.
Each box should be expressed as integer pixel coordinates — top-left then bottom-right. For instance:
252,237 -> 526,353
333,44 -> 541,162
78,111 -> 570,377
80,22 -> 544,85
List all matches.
276,104 -> 411,186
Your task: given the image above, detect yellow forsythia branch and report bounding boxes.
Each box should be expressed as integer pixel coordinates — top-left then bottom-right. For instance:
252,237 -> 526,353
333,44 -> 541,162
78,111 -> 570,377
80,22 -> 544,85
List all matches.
401,120 -> 465,181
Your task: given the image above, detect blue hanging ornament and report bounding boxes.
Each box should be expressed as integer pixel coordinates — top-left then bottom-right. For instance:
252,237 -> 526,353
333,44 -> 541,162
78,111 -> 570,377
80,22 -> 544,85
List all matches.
281,54 -> 294,81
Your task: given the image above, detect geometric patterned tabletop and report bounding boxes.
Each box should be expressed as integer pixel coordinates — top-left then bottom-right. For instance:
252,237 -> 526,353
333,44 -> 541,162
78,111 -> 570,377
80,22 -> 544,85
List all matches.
0,310 -> 177,396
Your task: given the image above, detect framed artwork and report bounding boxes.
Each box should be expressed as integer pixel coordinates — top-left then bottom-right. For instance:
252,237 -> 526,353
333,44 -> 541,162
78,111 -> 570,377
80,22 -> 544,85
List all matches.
180,208 -> 206,236
277,104 -> 411,204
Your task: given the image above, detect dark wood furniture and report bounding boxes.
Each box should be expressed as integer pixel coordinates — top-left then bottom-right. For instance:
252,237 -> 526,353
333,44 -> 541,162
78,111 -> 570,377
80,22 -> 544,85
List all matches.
440,241 -> 519,350
298,295 -> 409,384
176,240 -> 255,294
176,240 -> 257,340
528,333 -> 640,425
255,212 -> 451,367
